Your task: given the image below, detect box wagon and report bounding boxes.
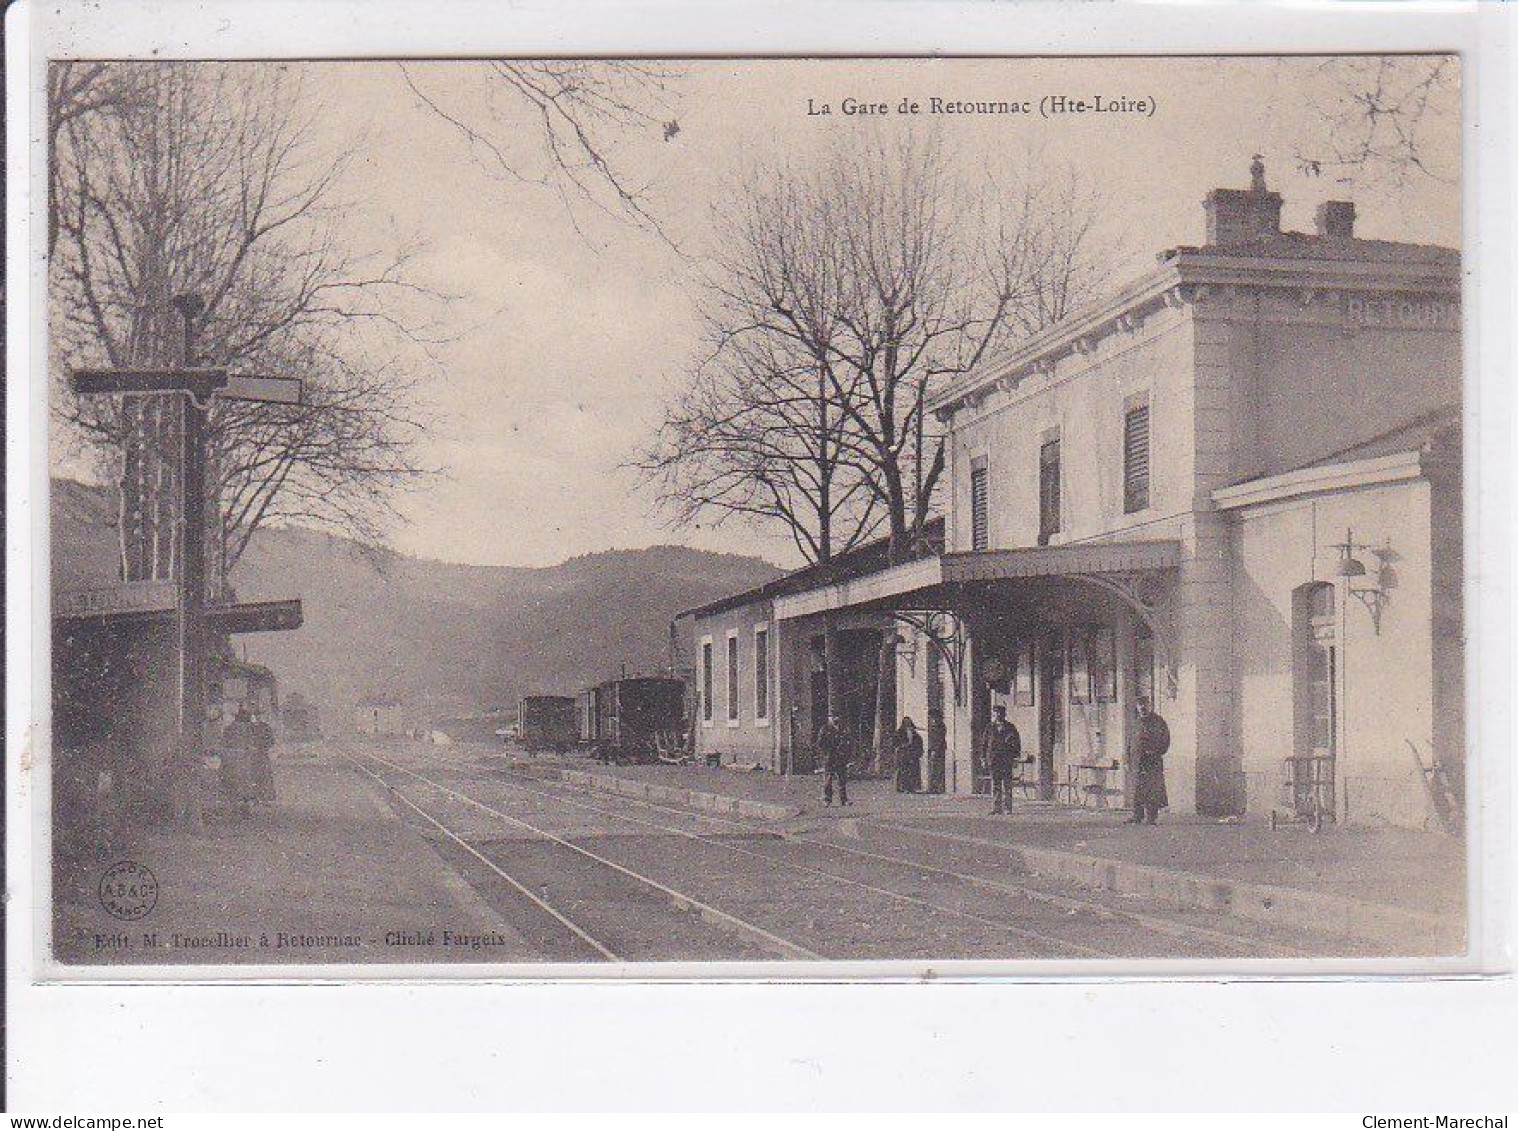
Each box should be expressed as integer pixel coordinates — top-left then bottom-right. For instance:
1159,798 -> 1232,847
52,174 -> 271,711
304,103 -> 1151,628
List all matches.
582,677 -> 686,763
517,695 -> 579,751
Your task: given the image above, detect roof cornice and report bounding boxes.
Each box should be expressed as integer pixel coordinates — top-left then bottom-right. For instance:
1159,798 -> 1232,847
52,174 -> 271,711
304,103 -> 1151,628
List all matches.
930,246 -> 1461,419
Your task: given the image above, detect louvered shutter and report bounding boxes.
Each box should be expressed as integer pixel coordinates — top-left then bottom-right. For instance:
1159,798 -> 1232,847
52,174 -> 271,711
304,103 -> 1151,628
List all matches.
1124,404 -> 1151,513
970,466 -> 989,551
1039,438 -> 1061,541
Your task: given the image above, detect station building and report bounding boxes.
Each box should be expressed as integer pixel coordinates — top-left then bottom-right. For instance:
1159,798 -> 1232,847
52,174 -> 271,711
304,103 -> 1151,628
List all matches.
679,521 -> 943,773
690,164 -> 1463,829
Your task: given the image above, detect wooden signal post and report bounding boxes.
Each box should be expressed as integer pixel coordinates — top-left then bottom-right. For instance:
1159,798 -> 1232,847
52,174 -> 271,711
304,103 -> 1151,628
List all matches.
70,294 -> 303,830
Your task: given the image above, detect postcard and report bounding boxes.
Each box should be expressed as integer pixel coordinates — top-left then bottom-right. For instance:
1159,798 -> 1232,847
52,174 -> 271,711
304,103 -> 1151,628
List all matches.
37,54 -> 1472,976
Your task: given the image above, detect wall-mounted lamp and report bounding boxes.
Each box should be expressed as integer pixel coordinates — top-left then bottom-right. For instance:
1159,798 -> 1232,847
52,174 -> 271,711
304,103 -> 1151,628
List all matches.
1333,527 -> 1388,634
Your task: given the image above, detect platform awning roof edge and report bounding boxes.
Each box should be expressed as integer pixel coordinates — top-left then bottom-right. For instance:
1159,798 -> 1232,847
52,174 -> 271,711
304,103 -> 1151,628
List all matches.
772,540 -> 1181,621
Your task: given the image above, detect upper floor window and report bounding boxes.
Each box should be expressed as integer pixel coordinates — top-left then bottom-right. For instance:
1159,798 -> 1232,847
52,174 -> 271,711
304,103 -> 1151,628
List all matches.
970,460 -> 989,551
1038,437 -> 1061,544
1123,401 -> 1151,514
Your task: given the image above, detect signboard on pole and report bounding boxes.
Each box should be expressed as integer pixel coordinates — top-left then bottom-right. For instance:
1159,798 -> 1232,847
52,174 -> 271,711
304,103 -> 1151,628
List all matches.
221,374 -> 304,405
70,368 -> 228,398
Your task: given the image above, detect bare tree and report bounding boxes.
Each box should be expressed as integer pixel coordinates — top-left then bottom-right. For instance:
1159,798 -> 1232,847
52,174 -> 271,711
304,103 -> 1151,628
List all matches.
399,61 -> 682,242
644,136 -> 1109,755
1293,56 -> 1459,188
640,169 -> 882,565
639,340 -> 881,566
811,138 -> 1106,757
637,171 -> 880,728
46,62 -> 126,255
51,62 -> 441,585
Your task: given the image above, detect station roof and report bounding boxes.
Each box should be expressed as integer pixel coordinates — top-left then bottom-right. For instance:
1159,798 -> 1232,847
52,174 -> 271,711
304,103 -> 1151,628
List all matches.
677,517 -> 945,622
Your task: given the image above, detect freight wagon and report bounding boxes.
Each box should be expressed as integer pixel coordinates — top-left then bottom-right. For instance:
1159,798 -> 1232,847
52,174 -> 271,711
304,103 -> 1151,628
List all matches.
581,677 -> 686,764
517,695 -> 579,751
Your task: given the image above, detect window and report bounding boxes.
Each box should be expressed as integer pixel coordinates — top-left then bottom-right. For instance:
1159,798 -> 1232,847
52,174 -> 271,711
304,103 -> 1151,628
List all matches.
1038,436 -> 1061,544
1091,626 -> 1117,703
1069,634 -> 1091,704
726,632 -> 740,724
970,460 -> 989,551
754,625 -> 770,721
1070,627 -> 1117,704
1014,640 -> 1036,707
1123,401 -> 1151,513
701,638 -> 714,723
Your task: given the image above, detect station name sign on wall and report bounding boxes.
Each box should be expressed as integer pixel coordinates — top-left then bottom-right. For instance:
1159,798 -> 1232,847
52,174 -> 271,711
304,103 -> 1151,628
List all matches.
1344,295 -> 1459,332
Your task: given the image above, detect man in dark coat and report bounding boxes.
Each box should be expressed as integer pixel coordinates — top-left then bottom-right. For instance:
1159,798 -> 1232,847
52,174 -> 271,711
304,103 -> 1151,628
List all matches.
817,714 -> 851,807
982,704 -> 1022,815
1129,696 -> 1171,825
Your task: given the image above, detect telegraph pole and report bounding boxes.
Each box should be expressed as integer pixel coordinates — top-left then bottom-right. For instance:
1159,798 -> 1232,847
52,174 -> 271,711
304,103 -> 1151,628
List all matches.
173,293 -> 209,831
71,299 -> 303,831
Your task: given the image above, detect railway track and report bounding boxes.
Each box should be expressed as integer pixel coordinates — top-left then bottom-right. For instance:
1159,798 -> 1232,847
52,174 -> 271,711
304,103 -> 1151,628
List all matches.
345,749 -> 818,962
475,755 -> 1316,959
490,760 -> 1315,958
356,747 -> 1113,959
362,744 -> 1304,961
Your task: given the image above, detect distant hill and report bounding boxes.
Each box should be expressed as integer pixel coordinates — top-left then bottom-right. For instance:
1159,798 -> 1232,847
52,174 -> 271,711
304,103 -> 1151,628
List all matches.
51,478 -> 783,724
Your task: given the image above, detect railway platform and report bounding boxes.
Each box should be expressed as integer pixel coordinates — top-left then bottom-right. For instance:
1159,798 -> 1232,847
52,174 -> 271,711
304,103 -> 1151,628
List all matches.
51,745 -> 538,965
516,754 -> 1468,953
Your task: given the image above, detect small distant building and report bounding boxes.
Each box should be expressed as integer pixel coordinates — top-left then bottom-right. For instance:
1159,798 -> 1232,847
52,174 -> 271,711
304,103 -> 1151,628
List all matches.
353,695 -> 407,735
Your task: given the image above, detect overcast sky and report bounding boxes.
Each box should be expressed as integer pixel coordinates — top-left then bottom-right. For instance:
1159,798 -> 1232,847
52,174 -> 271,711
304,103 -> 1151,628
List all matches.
56,57 -> 1463,570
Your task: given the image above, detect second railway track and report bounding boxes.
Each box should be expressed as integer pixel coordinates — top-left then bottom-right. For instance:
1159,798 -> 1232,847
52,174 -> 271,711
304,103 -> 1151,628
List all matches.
357,744 -> 1322,961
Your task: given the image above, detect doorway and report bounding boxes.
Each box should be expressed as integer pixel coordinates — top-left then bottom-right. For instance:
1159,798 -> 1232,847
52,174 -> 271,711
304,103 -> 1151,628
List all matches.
1038,630 -> 1065,800
1292,583 -> 1338,817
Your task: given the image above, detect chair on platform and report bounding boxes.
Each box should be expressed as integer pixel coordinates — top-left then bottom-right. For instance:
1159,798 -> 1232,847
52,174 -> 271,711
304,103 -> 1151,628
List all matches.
1056,765 -> 1082,806
1012,756 -> 1040,800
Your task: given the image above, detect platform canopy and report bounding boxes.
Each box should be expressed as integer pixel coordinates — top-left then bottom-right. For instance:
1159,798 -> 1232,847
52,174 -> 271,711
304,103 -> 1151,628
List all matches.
54,582 -> 303,634
772,540 -> 1180,621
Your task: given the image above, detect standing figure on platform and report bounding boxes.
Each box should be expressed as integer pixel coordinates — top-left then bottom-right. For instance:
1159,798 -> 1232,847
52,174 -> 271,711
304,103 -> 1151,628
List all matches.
1128,696 -> 1171,825
249,709 -> 277,807
983,704 -> 1022,816
817,713 -> 851,807
220,706 -> 255,819
894,717 -> 924,794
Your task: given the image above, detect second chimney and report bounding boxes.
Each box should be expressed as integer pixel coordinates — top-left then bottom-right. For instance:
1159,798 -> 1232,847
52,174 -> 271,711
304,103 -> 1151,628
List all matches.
1315,200 -> 1357,239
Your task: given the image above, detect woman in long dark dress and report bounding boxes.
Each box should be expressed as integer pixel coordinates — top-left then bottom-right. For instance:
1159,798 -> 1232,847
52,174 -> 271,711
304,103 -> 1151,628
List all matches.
894,717 -> 925,794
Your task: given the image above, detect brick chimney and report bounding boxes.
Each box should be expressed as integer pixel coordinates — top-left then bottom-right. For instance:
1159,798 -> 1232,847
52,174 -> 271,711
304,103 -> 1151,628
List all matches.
1203,155 -> 1283,246
1314,200 -> 1356,239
